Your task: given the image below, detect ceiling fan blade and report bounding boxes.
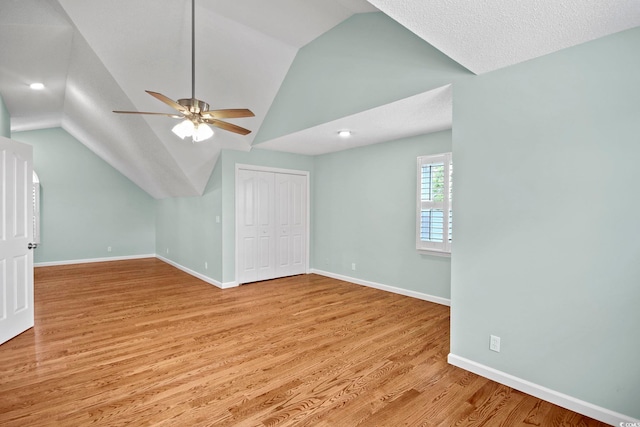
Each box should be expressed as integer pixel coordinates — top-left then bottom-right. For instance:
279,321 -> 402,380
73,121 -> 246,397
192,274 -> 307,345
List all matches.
113,110 -> 183,118
204,119 -> 252,135
146,90 -> 192,115
202,109 -> 255,119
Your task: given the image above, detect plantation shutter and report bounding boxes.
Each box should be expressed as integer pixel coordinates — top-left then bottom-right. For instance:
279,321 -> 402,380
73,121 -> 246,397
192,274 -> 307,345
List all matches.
416,153 -> 452,253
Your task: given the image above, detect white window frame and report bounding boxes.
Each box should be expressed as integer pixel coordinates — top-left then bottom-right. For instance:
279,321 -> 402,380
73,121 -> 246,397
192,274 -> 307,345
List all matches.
416,152 -> 452,256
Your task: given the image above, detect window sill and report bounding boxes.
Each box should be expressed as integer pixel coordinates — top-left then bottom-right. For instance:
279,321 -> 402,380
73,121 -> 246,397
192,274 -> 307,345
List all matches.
418,249 -> 451,258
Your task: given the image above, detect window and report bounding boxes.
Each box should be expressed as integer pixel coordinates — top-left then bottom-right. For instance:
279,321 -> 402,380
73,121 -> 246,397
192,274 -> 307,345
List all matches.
416,153 -> 452,254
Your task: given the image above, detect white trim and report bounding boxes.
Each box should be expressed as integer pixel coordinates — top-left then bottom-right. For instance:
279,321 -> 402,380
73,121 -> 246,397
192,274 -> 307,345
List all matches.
418,249 -> 451,258
35,254 -> 155,267
156,255 -> 238,289
33,171 -> 41,245
235,163 -> 311,284
236,163 -> 309,176
310,268 -> 450,306
447,353 -> 639,426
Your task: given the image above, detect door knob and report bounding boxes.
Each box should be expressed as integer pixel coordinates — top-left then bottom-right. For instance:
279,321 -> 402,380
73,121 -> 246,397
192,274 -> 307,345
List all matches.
28,243 -> 38,250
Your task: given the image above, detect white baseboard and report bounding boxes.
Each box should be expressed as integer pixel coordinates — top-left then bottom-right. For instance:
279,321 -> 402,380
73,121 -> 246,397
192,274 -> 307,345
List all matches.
447,353 -> 638,426
155,255 -> 238,289
35,254 -> 155,267
310,268 -> 450,306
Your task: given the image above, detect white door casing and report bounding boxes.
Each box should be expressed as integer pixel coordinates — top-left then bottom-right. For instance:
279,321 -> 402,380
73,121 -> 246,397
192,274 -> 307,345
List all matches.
0,136 -> 34,345
236,165 -> 309,285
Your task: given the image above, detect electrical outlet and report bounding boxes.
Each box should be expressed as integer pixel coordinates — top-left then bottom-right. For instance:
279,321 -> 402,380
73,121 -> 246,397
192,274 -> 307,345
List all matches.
215,216 -> 220,223
205,261 -> 208,270
107,246 -> 112,252
166,248 -> 169,254
490,335 -> 501,352
351,263 -> 356,271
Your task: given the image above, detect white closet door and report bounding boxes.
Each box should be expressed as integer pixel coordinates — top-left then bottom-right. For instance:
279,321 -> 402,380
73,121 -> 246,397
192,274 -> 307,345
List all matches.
275,173 -> 307,278
236,166 -> 308,285
237,170 -> 275,284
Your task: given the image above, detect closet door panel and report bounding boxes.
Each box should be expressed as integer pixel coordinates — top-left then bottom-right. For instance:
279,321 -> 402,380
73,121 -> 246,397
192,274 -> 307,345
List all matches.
255,173 -> 275,281
275,173 -> 307,277
237,170 -> 275,283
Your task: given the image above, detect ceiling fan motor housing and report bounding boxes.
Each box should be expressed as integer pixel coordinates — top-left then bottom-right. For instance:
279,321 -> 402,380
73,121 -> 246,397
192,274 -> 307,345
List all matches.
178,98 -> 209,115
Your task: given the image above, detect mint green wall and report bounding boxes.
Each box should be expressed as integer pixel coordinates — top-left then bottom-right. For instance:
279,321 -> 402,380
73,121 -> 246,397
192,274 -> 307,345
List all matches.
247,11 -> 467,298
220,149 -> 315,284
451,27 -> 640,419
157,133 -> 452,295
12,128 -> 155,263
0,94 -> 10,137
155,161 -> 224,281
254,12 -> 470,144
154,148 -> 315,285
314,131 -> 452,299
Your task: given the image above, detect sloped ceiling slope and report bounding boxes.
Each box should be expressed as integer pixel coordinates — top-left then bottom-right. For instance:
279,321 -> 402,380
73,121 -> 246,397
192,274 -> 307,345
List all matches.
0,0 -> 70,131
252,12 -> 471,151
0,0 -> 376,198
56,0 -> 300,198
257,85 -> 453,156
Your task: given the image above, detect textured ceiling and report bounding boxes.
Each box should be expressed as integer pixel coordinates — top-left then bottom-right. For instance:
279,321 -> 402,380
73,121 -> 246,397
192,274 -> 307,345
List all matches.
368,0 -> 640,74
1,0 -> 638,198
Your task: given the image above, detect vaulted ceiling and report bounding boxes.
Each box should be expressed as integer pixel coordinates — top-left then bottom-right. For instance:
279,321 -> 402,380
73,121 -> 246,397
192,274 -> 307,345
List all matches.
1,0 -> 638,198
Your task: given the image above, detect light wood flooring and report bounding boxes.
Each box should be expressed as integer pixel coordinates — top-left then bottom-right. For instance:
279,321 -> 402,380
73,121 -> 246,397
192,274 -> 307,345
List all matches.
0,259 -> 607,426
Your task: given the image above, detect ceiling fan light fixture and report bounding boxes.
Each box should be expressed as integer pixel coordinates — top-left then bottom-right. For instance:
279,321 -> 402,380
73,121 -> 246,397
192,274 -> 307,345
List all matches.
193,122 -> 213,142
172,119 -> 195,139
172,119 -> 214,142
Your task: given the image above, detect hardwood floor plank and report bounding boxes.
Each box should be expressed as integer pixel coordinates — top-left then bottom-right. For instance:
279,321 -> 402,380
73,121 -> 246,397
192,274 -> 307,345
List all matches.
0,259 -> 608,426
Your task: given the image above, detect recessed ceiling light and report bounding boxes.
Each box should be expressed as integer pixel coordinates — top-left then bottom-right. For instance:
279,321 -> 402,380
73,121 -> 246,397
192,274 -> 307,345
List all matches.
30,82 -> 45,90
338,130 -> 351,138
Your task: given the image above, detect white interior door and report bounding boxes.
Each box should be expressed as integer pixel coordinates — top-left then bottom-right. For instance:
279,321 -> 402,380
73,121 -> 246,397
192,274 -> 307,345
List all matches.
0,136 -> 34,345
275,173 -> 307,278
237,169 -> 275,284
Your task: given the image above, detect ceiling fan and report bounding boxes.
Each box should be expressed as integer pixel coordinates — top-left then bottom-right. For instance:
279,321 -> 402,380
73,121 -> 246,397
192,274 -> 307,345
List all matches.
113,0 -> 254,142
